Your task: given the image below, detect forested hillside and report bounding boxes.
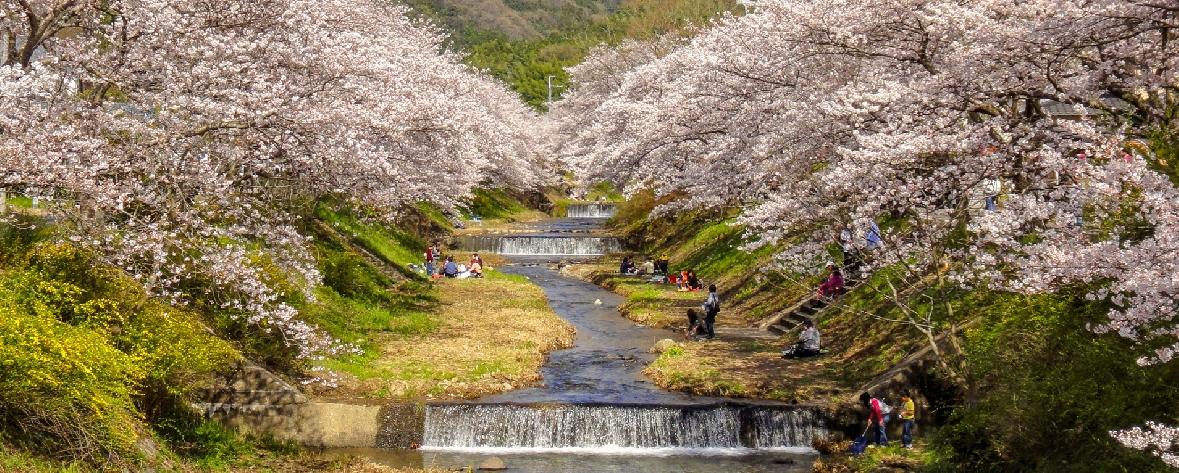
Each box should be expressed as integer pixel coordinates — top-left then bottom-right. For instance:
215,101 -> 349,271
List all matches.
406,0 -> 741,108
404,0 -> 621,41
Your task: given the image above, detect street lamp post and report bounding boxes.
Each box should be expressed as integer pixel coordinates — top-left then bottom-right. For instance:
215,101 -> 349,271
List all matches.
546,74 -> 563,110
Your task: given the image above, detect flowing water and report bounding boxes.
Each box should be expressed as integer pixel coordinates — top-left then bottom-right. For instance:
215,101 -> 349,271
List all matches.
341,216 -> 823,472
457,235 -> 620,256
566,203 -> 617,218
422,403 -> 825,450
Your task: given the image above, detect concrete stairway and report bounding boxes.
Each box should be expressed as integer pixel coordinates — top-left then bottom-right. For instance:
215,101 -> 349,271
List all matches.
758,278 -> 862,336
192,362 -> 409,448
194,363 -> 308,412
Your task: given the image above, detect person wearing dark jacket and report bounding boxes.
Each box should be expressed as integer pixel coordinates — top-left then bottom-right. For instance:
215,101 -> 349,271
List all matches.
656,254 -> 670,274
685,308 -> 706,339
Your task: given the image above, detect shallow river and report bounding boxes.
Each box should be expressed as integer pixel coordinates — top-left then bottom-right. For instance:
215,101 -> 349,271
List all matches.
329,216 -> 820,472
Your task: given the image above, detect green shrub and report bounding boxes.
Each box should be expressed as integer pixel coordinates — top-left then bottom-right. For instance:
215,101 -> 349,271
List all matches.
0,301 -> 144,465
0,242 -> 240,467
930,290 -> 1179,472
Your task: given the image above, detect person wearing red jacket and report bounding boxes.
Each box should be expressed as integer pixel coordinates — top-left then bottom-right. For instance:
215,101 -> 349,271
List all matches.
818,263 -> 845,298
861,391 -> 888,447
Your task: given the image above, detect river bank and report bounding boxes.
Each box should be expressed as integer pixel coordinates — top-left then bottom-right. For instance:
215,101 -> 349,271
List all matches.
312,268 -> 575,402
560,260 -> 862,406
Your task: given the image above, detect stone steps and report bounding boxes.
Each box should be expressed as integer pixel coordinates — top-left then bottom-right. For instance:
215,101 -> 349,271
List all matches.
194,364 -> 307,407
762,279 -> 861,336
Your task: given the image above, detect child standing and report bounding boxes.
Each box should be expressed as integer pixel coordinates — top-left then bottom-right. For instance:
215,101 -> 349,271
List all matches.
899,391 -> 917,449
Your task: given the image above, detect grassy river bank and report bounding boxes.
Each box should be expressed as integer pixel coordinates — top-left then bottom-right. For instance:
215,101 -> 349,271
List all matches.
0,189 -> 573,472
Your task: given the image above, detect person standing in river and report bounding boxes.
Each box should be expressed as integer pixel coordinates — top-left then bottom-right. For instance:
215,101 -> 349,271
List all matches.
701,284 -> 720,339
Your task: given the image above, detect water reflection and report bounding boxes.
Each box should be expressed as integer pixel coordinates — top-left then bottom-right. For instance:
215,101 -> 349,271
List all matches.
326,447 -> 815,473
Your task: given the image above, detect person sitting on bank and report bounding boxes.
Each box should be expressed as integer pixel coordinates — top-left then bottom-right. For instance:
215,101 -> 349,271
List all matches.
641,258 -> 656,275
684,308 -> 706,339
678,270 -> 691,291
443,256 -> 459,278
817,262 -> 844,298
687,270 -> 703,291
469,260 -> 483,278
782,319 -> 821,358
620,256 -> 634,274
470,252 -> 483,268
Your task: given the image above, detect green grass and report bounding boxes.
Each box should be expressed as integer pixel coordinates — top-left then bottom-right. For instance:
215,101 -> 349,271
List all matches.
315,266 -> 576,400
845,443 -> 940,472
3,194 -> 35,208
316,204 -> 426,271
305,287 -> 438,342
416,202 -> 456,232
462,188 -> 528,220
0,446 -> 90,473
664,219 -> 780,283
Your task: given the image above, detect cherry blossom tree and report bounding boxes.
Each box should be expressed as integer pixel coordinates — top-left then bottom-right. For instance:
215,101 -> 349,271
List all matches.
549,0 -> 1179,461
1,0 -> 548,361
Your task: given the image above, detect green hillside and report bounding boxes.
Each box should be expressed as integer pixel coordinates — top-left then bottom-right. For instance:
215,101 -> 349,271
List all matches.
406,0 -> 741,109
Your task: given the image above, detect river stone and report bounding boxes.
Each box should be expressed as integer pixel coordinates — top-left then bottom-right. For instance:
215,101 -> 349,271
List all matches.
478,456 -> 507,470
652,338 -> 679,354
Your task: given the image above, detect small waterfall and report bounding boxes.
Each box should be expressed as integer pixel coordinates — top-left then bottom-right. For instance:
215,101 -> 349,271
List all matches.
421,403 -> 826,451
458,236 -> 620,256
745,407 -> 827,449
566,204 -> 617,219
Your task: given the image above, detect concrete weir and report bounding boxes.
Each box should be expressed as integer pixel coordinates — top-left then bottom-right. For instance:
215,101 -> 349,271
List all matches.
202,394 -> 832,453
194,364 -> 427,448
192,365 -> 833,451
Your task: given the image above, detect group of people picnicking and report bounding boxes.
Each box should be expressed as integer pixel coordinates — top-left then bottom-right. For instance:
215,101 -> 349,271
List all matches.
619,255 -> 705,292
422,242 -> 484,280
618,255 -> 714,339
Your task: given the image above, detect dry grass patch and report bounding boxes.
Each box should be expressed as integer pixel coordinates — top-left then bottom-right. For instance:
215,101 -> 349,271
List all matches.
644,337 -> 851,402
318,270 -> 574,400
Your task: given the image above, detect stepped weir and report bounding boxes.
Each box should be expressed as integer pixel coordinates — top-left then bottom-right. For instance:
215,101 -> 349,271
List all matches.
458,235 -> 620,256
421,402 -> 826,453
566,203 -> 617,218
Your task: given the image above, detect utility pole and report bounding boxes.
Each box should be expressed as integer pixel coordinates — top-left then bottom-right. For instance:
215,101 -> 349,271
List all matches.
546,75 -> 563,110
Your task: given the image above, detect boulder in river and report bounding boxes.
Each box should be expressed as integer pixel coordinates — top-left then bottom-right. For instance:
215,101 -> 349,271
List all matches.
478,456 -> 508,470
652,338 -> 679,354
